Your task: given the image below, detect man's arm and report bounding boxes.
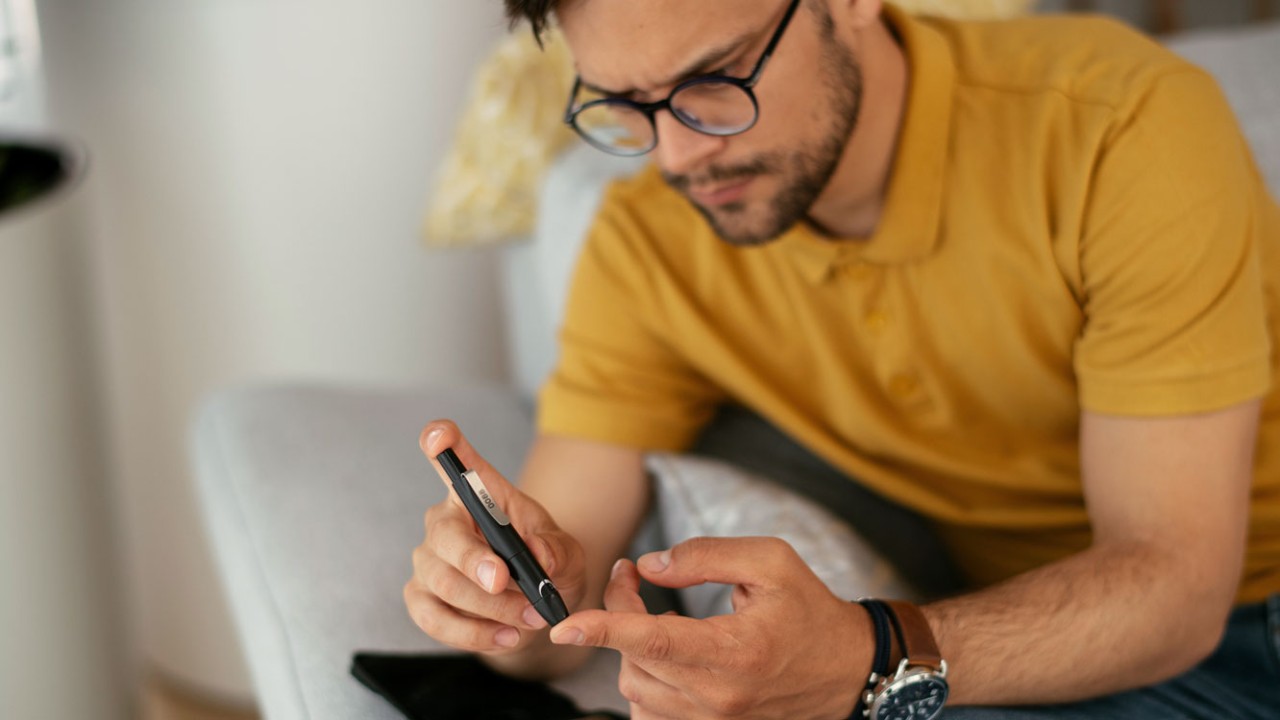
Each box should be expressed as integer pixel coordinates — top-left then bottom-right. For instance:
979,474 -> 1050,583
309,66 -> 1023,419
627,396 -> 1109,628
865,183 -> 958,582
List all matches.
924,399 -> 1260,705
548,399 -> 1261,717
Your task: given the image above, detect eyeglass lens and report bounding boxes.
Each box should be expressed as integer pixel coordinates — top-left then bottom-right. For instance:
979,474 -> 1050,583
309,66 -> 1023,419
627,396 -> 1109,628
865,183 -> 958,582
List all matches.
573,80 -> 759,156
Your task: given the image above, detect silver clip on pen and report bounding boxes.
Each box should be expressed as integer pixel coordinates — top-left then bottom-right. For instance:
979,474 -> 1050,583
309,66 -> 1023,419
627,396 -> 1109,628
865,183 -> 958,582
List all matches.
435,448 -> 570,627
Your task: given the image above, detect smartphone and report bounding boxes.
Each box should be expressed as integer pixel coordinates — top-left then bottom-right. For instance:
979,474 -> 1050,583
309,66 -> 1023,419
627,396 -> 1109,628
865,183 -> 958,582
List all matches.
351,652 -> 627,720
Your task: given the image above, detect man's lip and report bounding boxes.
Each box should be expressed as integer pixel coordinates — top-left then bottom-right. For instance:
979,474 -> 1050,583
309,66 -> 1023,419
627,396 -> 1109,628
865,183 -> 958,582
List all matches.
687,178 -> 753,206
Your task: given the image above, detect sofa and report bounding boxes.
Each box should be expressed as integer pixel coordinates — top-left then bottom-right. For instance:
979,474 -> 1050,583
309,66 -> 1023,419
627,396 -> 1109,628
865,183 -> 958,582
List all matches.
191,19 -> 1280,720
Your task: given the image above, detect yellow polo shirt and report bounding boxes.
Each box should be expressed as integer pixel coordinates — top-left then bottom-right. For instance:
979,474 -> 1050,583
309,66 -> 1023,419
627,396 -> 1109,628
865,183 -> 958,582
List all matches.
538,7 -> 1280,603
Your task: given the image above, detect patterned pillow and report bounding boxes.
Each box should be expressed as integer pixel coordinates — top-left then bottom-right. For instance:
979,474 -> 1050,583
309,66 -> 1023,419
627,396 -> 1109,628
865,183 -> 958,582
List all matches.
646,453 -> 919,619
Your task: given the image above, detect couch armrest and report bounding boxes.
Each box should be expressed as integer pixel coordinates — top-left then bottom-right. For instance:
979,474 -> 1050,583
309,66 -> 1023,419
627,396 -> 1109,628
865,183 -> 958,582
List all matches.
190,382 -> 626,719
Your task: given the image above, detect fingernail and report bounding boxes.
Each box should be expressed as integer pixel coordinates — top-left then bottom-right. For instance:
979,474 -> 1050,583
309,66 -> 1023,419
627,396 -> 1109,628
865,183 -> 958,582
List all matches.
494,627 -> 520,648
477,561 -> 497,592
610,558 -> 626,579
639,550 -> 671,573
522,605 -> 546,628
552,627 -> 584,645
425,427 -> 444,451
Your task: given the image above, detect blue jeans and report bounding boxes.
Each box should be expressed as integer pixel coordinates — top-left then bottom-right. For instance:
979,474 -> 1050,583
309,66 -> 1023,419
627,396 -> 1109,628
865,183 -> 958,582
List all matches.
942,595 -> 1280,719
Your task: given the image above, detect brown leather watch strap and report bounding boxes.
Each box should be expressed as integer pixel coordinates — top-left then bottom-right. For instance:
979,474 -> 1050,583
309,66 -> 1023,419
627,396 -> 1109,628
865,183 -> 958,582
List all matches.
884,600 -> 944,671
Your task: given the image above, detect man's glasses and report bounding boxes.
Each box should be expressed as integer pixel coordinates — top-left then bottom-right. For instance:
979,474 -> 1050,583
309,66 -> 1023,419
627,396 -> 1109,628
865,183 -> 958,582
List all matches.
563,0 -> 801,157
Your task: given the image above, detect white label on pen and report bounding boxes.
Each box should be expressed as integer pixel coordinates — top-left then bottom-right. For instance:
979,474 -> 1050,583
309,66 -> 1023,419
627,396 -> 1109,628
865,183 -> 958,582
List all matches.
463,470 -> 511,526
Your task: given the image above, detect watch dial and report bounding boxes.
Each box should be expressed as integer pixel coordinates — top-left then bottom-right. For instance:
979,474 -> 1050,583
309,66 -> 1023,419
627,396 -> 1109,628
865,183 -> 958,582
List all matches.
878,677 -> 948,720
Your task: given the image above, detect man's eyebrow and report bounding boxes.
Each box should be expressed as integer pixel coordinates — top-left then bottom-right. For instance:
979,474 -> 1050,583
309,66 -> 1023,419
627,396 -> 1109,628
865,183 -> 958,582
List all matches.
579,30 -> 756,98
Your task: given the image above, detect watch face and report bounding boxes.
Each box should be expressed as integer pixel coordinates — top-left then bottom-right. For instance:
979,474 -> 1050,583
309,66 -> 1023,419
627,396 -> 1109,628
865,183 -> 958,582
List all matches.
873,674 -> 949,720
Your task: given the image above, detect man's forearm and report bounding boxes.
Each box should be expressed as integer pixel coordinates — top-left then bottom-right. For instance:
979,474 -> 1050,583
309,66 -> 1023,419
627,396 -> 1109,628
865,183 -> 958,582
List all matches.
921,540 -> 1236,706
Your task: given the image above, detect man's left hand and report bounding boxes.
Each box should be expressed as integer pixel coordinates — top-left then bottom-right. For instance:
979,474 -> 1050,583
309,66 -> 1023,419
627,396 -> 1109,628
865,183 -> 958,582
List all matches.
549,537 -> 873,720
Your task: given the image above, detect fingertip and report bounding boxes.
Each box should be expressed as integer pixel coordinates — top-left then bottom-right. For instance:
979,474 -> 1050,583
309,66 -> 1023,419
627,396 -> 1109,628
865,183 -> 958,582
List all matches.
494,627 -> 520,648
550,625 -> 585,646
637,550 -> 671,574
609,558 -> 641,589
476,560 -> 497,593
491,564 -> 514,595
522,604 -> 547,629
420,420 -> 457,456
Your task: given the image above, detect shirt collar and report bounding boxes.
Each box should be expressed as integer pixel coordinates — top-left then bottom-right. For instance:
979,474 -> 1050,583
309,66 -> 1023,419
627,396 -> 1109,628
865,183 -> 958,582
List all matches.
775,4 -> 956,283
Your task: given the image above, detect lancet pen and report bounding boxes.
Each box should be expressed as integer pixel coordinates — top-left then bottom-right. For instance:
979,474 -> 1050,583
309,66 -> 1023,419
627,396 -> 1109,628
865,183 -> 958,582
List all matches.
435,448 -> 570,627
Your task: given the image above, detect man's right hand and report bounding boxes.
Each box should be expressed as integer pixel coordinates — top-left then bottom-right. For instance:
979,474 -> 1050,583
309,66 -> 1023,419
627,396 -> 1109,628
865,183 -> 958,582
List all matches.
404,420 -> 588,656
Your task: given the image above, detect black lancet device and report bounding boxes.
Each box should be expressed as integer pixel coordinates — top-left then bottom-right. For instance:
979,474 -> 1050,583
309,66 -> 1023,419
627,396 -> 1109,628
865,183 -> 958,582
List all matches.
435,448 -> 570,627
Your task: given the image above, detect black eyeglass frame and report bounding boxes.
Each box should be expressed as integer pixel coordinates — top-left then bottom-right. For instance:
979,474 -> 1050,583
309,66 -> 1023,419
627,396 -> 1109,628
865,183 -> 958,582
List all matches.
563,0 -> 803,157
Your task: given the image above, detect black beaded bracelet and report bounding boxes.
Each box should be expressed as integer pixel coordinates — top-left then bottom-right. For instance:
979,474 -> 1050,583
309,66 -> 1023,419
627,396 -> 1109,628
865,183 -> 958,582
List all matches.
851,599 -> 892,719
882,601 -> 910,671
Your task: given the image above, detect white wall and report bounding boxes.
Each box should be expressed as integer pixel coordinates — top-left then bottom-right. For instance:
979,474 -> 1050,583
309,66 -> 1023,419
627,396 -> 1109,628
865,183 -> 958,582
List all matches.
0,199 -> 129,720
0,1 -> 129,717
36,0 -> 509,704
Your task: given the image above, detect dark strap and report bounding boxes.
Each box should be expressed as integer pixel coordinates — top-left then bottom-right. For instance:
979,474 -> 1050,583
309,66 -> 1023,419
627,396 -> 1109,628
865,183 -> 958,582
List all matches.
852,599 -> 892,718
860,599 -> 893,678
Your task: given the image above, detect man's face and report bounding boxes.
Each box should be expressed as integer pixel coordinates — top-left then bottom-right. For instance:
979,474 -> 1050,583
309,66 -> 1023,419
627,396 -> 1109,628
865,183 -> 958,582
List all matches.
558,0 -> 864,246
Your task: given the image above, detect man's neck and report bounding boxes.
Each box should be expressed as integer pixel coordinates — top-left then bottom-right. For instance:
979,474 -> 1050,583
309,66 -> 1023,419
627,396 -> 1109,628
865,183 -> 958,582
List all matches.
807,17 -> 909,241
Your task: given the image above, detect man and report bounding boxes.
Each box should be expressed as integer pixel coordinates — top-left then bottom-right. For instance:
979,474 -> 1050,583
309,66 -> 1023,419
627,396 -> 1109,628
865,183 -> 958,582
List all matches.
405,0 -> 1280,717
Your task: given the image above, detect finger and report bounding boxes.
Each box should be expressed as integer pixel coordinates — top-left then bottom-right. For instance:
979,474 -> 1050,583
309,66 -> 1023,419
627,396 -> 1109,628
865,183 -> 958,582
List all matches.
424,505 -> 512,594
413,550 -> 546,630
618,658 -> 693,720
528,531 -> 574,579
403,583 -> 527,653
635,536 -> 799,590
550,609 -> 730,666
603,559 -> 648,614
419,419 -> 518,507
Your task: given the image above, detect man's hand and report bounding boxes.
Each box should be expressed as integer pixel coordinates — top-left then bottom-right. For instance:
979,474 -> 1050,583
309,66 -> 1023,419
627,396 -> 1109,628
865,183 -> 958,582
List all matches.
550,537 -> 873,720
404,421 -> 588,657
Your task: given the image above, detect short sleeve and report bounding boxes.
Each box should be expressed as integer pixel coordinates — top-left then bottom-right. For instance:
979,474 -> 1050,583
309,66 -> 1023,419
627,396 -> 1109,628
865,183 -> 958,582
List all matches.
1074,69 -> 1273,416
537,184 -> 726,449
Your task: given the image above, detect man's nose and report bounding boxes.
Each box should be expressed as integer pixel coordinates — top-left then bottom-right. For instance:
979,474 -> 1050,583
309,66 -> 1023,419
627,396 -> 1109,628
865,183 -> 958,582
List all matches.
652,110 -> 725,177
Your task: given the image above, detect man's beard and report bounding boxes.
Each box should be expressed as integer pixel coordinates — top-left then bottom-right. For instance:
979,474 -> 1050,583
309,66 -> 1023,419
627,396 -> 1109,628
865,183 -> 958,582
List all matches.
662,18 -> 864,247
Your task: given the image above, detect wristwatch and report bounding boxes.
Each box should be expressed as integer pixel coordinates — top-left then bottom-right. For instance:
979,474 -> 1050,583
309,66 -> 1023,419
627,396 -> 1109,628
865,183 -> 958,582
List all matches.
863,601 -> 949,720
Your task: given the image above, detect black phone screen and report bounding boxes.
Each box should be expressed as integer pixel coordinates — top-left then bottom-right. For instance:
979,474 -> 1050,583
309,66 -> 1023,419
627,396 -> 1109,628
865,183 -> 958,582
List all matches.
351,652 -> 628,720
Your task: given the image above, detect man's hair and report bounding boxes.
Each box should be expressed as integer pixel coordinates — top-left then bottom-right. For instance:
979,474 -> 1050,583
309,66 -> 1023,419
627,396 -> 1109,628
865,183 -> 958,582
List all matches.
503,0 -> 558,43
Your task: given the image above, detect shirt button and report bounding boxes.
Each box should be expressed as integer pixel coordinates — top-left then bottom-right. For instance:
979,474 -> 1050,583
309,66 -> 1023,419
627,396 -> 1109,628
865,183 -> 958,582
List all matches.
889,374 -> 919,398
866,310 -> 890,331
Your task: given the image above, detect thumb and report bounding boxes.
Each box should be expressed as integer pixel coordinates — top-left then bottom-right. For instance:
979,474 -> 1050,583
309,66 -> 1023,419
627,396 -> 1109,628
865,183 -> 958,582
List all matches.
516,528 -> 586,615
635,536 -> 799,590
526,532 -> 563,577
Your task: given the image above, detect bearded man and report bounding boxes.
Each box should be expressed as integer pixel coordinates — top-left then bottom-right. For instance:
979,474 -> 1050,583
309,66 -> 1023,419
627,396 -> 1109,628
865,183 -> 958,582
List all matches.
405,1 -> 1280,718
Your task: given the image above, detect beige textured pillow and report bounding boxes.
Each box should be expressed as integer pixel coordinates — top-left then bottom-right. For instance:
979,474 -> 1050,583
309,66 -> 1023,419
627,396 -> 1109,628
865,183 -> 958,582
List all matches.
647,453 -> 919,618
424,1 -> 1038,247
423,27 -> 576,247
